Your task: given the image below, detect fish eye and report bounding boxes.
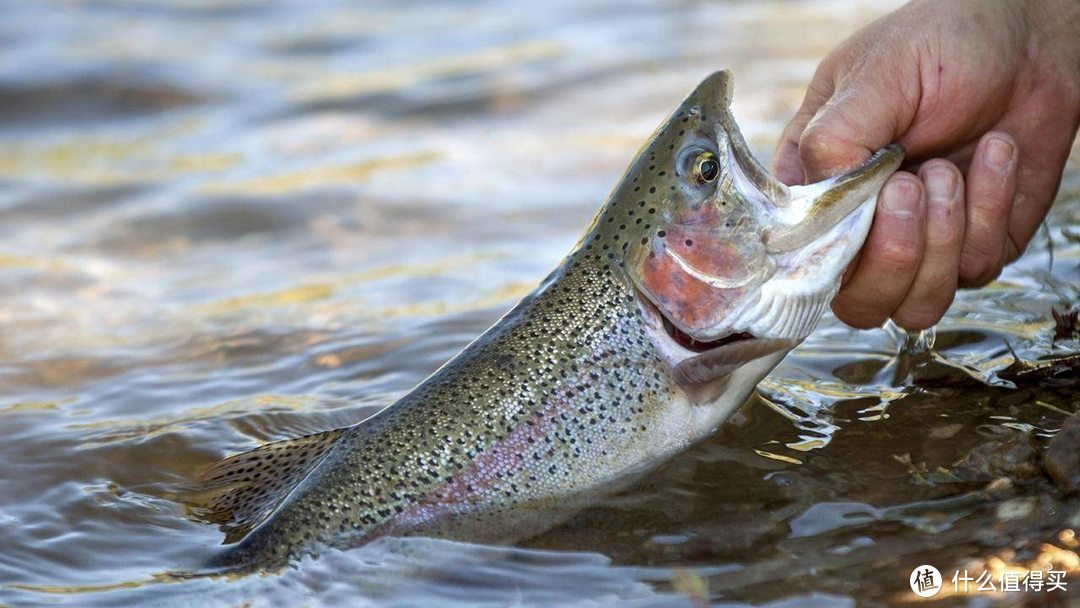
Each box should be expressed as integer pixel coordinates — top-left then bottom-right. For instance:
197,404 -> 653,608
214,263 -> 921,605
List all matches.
693,152 -> 720,184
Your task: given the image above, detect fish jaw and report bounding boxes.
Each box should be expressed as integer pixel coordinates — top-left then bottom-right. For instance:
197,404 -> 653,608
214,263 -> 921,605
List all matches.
636,288 -> 795,405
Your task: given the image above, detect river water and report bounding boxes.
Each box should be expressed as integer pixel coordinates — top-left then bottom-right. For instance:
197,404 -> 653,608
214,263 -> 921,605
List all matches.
1,1 -> 1078,606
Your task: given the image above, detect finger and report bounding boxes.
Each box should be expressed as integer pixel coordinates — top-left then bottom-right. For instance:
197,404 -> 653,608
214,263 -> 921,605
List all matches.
832,173 -> 927,329
893,160 -> 966,330
772,69 -> 836,186
797,65 -> 917,182
1000,105 -> 1080,262
958,132 -> 1018,287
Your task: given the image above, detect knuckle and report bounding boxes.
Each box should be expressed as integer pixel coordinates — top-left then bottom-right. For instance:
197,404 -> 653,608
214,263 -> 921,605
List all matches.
878,240 -> 922,272
798,123 -> 833,153
934,226 -> 964,252
968,199 -> 1012,229
798,125 -> 849,170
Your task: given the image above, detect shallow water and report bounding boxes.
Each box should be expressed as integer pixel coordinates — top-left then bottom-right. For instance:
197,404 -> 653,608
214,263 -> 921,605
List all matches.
1,0 -> 1078,606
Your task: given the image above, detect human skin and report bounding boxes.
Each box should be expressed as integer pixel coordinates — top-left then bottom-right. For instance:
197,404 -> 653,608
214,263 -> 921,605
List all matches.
772,0 -> 1080,330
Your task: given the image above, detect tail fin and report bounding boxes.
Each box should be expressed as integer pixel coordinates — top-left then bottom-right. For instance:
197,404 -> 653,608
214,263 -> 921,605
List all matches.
188,428 -> 346,543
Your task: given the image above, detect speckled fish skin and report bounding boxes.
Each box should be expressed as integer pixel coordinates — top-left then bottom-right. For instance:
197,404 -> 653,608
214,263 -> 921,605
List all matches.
198,71 -> 902,570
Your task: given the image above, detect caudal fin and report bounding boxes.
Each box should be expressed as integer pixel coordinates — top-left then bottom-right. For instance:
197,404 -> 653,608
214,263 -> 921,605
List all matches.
188,428 -> 346,543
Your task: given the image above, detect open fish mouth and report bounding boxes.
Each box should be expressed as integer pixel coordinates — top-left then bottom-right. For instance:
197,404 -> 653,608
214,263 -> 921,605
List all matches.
636,287 -> 795,391
660,312 -> 754,353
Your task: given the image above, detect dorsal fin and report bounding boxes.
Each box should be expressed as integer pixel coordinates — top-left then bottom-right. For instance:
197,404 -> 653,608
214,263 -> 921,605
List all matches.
188,428 -> 346,543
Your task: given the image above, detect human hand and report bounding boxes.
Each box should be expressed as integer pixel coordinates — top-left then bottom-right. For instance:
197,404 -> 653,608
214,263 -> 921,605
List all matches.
772,0 -> 1080,330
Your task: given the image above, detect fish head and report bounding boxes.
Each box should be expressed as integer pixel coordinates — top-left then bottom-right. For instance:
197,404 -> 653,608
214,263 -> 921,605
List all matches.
602,71 -> 903,403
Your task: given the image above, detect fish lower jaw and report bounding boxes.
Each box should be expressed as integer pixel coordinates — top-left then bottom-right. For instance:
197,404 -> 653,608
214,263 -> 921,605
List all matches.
636,292 -> 794,404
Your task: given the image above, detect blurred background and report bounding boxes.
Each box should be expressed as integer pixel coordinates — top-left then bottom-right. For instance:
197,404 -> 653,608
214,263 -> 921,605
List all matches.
1,1 -> 1078,606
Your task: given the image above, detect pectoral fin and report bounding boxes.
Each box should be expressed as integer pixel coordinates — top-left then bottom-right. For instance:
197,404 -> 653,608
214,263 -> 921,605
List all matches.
187,428 -> 346,543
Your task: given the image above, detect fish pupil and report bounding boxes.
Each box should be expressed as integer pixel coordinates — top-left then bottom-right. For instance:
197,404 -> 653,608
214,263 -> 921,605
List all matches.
699,159 -> 719,181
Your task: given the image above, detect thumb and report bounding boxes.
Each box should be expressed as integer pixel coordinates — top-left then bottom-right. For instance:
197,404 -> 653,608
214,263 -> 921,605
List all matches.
772,72 -> 834,186
797,72 -> 909,182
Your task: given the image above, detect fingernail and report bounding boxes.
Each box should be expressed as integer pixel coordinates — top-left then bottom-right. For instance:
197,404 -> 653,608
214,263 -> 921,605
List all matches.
984,136 -> 1014,171
881,178 -> 919,218
924,166 -> 957,205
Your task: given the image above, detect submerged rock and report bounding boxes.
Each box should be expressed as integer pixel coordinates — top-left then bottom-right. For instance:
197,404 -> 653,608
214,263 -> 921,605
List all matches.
1043,415 -> 1080,496
952,429 -> 1042,483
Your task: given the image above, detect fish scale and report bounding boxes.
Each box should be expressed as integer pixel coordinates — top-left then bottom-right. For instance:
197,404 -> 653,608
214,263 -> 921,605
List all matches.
192,71 -> 903,570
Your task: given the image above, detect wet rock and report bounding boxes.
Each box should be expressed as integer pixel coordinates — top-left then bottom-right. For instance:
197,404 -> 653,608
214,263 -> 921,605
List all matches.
1043,415 -> 1080,495
952,429 -> 1041,483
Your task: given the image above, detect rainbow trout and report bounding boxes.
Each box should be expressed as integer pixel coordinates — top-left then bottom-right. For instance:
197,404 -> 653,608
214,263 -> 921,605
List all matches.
195,71 -> 902,570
